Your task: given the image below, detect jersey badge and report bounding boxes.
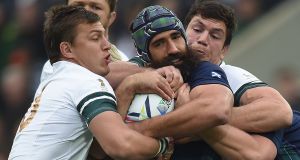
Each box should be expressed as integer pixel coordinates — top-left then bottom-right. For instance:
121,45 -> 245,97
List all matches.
98,79 -> 108,91
211,71 -> 221,79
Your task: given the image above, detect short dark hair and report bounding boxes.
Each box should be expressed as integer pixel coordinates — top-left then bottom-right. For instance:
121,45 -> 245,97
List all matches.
106,0 -> 118,12
65,0 -> 118,12
43,5 -> 100,64
185,0 -> 237,47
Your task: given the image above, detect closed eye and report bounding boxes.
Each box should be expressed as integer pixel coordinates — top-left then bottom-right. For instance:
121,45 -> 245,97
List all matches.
72,4 -> 83,7
211,34 -> 220,39
193,27 -> 204,33
210,31 -> 223,40
91,37 -> 100,41
91,4 -> 102,10
89,3 -> 102,10
90,31 -> 103,41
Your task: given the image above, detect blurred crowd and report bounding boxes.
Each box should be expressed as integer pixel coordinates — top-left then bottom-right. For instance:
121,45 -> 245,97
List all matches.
0,0 -> 298,159
273,66 -> 300,112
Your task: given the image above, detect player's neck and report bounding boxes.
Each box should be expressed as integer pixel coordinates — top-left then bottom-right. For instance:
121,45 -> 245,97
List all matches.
105,29 -> 109,39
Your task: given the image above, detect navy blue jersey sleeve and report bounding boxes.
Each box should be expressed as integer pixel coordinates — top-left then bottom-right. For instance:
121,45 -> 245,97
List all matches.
281,111 -> 300,149
188,61 -> 231,90
257,130 -> 284,150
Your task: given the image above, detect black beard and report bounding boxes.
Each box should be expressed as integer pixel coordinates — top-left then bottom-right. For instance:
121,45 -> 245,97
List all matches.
149,48 -> 200,82
149,53 -> 185,69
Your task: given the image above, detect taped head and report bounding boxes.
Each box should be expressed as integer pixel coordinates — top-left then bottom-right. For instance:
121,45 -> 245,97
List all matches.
130,5 -> 187,63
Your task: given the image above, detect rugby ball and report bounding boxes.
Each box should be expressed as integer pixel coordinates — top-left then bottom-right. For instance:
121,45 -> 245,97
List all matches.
126,94 -> 174,122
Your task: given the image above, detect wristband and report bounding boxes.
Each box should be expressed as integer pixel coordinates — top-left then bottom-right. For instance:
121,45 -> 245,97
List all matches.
153,139 -> 162,157
154,137 -> 169,157
159,138 -> 169,154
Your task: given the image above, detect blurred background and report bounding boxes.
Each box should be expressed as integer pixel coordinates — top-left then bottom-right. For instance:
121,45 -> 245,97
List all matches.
0,0 -> 299,158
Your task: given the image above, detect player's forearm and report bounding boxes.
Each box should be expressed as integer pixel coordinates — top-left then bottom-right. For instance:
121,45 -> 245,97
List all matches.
114,131 -> 160,160
115,75 -> 136,120
106,131 -> 160,160
90,112 -> 159,160
201,125 -> 277,160
230,87 -> 292,133
136,85 -> 233,138
106,61 -> 144,89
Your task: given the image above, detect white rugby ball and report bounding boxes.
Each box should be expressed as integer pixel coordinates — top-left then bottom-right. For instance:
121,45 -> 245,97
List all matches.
126,94 -> 174,122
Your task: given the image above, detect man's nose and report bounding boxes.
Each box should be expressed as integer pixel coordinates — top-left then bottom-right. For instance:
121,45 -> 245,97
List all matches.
167,41 -> 180,55
197,31 -> 209,46
103,37 -> 111,50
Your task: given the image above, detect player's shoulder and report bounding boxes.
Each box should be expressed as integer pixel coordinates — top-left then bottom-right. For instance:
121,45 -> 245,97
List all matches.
40,60 -> 53,83
51,61 -> 114,94
188,61 -> 230,89
72,73 -> 113,96
193,61 -> 226,77
220,62 -> 261,81
64,70 -> 115,110
221,63 -> 252,76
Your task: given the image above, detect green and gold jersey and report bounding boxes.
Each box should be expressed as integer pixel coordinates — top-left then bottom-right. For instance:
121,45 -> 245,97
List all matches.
9,61 -> 117,160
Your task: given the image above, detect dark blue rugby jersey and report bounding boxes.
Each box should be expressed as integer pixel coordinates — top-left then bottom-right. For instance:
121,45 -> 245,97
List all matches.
187,61 -> 230,90
284,111 -> 300,151
173,61 -> 284,159
173,119 -> 284,160
173,61 -> 230,160
258,130 -> 284,150
276,111 -> 300,159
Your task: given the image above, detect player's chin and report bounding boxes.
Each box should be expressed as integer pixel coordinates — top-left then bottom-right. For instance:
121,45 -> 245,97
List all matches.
97,65 -> 110,76
103,67 -> 110,76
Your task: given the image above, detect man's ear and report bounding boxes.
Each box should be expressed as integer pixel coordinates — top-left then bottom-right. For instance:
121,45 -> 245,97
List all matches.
108,11 -> 116,27
60,42 -> 74,58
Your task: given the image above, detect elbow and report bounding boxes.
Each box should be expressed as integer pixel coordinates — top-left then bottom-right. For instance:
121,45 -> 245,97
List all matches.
282,102 -> 293,127
249,151 -> 275,160
210,102 -> 231,126
214,96 -> 232,125
223,150 -> 263,160
238,140 -> 277,160
274,96 -> 293,127
237,151 -> 274,160
235,135 -> 277,160
104,134 -> 147,160
249,153 -> 269,160
214,107 -> 230,125
272,88 -> 293,127
241,153 -> 265,160
218,89 -> 233,125
106,141 -> 136,160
